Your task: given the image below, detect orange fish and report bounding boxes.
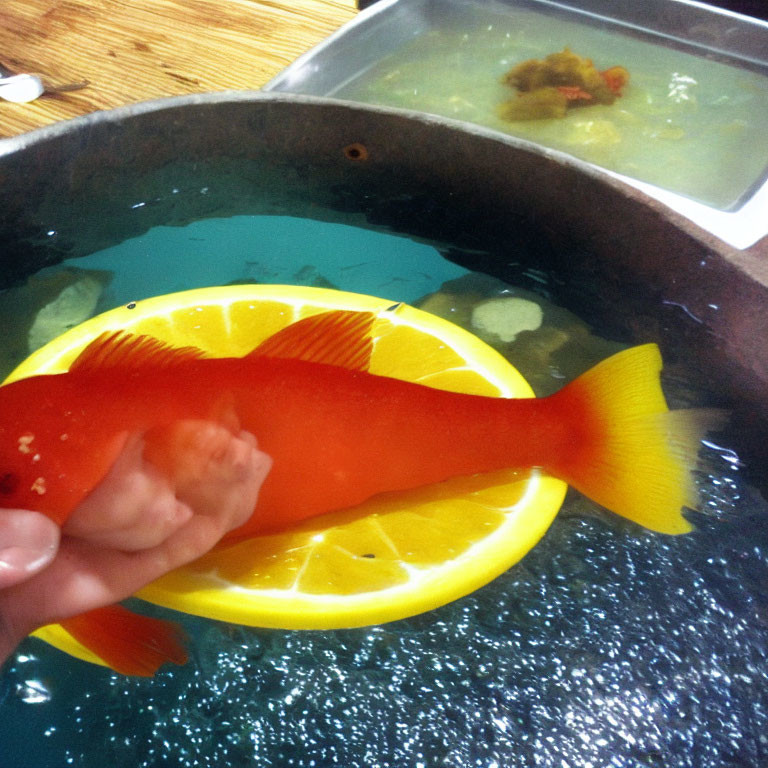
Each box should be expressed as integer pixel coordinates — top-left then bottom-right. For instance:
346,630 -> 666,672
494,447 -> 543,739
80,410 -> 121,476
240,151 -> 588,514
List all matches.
0,309 -> 722,675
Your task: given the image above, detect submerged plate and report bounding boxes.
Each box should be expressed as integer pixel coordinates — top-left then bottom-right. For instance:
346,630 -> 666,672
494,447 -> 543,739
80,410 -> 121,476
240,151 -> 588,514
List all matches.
7,285 -> 566,665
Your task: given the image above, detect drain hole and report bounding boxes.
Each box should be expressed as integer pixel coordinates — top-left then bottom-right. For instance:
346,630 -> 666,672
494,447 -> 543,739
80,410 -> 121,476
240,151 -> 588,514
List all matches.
343,143 -> 369,161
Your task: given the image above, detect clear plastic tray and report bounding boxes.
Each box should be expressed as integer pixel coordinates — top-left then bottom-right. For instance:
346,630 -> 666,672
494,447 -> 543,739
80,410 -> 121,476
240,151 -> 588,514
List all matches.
265,0 -> 768,249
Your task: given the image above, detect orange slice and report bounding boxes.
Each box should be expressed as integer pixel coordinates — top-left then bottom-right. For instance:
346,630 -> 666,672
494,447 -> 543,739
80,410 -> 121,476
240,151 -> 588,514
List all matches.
7,285 -> 566,665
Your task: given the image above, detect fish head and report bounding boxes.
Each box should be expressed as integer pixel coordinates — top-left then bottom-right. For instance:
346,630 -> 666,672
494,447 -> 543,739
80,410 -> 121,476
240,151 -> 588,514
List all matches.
0,424 -> 57,515
0,411 -> 81,522
0,375 -> 124,525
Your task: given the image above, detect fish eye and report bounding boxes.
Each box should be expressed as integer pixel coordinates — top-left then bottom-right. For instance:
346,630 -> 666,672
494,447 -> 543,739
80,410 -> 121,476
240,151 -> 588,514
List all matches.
0,472 -> 19,495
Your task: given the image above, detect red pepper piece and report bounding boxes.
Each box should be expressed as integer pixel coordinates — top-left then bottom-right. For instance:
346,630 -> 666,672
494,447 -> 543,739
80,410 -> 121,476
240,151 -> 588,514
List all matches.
556,85 -> 594,101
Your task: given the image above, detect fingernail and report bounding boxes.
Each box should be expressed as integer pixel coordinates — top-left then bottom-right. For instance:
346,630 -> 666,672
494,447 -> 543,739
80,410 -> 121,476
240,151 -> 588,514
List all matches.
0,544 -> 57,572
0,545 -> 57,588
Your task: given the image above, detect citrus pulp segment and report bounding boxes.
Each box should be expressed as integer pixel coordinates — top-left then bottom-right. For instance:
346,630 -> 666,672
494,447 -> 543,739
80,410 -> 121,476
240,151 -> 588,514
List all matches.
7,285 -> 566,662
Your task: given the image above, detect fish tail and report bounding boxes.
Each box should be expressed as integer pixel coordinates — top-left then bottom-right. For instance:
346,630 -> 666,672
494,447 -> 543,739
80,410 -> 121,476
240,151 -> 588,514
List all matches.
59,604 -> 188,676
546,344 -> 726,534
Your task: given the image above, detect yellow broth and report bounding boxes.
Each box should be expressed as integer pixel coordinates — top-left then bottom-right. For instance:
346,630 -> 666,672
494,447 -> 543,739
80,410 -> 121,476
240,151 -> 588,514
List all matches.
336,7 -> 768,210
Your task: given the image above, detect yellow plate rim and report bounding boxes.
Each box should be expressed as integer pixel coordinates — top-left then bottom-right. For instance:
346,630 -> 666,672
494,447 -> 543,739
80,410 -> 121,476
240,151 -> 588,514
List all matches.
19,285 -> 566,662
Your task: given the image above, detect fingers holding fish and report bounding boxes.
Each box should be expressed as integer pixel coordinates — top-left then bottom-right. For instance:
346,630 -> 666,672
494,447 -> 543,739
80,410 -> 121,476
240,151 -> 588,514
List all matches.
62,432 -> 195,552
168,423 -> 272,533
144,420 -> 263,491
0,423 -> 271,654
0,499 -> 246,641
63,423 -> 271,552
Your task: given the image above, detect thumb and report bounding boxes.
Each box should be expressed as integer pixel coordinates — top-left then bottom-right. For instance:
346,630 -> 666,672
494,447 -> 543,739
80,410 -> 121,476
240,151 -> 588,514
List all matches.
0,510 -> 60,589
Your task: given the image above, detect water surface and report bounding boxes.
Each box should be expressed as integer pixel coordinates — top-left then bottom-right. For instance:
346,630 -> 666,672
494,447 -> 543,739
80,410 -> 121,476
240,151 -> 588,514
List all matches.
1,215 -> 766,768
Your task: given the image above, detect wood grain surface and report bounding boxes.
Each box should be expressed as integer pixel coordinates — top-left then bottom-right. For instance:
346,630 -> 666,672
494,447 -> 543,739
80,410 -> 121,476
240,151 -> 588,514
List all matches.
0,0 -> 356,137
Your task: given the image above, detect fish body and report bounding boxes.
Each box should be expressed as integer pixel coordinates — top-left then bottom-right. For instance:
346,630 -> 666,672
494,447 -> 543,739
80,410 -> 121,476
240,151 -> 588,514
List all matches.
0,308 -> 722,675
1,355 -> 554,534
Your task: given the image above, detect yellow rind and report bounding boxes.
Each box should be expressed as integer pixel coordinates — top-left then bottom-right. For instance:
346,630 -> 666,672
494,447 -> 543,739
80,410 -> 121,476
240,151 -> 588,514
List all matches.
140,471 -> 566,629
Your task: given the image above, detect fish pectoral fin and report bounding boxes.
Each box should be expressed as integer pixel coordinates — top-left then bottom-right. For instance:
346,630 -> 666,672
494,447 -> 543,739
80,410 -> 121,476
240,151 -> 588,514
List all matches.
70,331 -> 208,372
247,309 -> 375,372
59,604 -> 188,676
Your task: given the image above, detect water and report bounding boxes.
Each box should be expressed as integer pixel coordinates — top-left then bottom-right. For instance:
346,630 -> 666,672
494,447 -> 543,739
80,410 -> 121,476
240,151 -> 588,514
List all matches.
1,215 -> 768,767
335,4 -> 768,210
67,215 -> 467,309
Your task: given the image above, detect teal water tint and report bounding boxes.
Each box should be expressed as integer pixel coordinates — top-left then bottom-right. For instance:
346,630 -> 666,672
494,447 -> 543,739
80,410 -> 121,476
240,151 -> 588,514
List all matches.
72,215 -> 467,309
1,216 -> 768,768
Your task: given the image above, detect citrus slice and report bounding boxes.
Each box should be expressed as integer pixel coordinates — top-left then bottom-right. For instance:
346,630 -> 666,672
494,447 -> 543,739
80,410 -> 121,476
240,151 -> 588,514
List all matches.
8,285 -> 566,665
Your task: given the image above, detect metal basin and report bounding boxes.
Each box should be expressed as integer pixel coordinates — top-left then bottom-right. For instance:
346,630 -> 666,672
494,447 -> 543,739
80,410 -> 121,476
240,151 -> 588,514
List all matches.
0,94 -> 766,767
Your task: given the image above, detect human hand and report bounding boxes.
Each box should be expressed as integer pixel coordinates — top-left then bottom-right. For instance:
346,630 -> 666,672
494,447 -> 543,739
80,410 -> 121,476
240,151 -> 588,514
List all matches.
0,422 -> 271,661
63,422 -> 269,552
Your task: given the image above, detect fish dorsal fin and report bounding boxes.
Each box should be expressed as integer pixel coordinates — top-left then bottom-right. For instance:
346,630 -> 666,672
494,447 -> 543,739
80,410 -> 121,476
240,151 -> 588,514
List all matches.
69,331 -> 209,372
248,310 -> 375,372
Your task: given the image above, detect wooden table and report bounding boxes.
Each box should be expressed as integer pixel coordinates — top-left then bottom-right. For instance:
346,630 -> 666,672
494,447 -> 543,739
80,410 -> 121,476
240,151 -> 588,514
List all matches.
0,0 -> 357,138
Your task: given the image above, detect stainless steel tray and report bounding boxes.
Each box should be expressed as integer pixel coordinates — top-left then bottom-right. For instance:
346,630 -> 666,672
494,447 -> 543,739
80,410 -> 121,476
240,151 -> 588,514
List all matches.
265,0 -> 768,249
